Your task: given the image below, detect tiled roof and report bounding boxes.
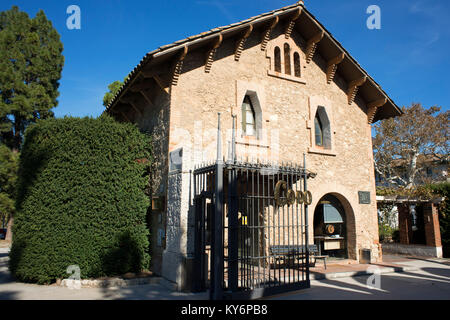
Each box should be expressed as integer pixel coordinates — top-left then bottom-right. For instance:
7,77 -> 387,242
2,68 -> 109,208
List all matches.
106,1 -> 402,121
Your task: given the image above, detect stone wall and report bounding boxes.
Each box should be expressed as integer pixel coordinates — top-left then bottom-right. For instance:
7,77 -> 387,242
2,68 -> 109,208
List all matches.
136,86 -> 171,276
146,24 -> 383,288
173,24 -> 379,259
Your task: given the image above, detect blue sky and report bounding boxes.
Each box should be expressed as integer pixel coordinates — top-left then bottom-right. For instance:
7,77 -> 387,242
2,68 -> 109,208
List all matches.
1,0 -> 449,118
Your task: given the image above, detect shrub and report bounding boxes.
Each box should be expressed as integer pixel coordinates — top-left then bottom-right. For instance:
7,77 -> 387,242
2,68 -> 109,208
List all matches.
9,115 -> 151,284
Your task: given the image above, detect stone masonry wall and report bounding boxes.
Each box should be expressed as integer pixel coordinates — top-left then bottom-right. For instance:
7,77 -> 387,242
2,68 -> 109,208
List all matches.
164,25 -> 381,287
135,86 -> 171,276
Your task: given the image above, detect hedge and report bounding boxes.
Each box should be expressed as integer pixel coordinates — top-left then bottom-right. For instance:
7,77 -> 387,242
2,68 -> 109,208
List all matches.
9,115 -> 152,284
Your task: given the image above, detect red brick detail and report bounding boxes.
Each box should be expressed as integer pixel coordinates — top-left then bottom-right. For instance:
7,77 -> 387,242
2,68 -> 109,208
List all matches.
423,203 -> 442,247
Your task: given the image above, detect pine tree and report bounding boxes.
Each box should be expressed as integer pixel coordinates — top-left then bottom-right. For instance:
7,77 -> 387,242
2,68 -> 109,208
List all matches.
0,6 -> 64,151
0,143 -> 18,228
0,6 -> 64,239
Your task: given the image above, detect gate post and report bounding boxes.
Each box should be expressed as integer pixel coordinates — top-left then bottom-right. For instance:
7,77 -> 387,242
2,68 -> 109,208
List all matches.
228,115 -> 238,293
211,113 -> 224,300
228,167 -> 238,292
303,153 -> 310,286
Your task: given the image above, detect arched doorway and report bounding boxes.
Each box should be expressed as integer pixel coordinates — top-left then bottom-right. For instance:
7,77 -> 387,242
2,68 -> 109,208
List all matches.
313,194 -> 349,259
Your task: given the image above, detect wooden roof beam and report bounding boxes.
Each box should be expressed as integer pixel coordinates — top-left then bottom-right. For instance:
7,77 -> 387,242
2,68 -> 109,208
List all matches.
235,25 -> 253,61
326,52 -> 345,84
261,16 -> 279,51
120,111 -> 131,122
205,33 -> 223,73
172,45 -> 189,86
285,7 -> 302,39
367,98 -> 387,124
306,31 -> 324,63
347,76 -> 367,105
120,95 -> 143,117
153,75 -> 169,94
129,78 -> 155,107
139,90 -> 154,107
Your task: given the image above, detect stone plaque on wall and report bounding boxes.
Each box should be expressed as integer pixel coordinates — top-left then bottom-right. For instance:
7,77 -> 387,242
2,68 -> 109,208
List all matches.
169,148 -> 183,172
358,191 -> 371,204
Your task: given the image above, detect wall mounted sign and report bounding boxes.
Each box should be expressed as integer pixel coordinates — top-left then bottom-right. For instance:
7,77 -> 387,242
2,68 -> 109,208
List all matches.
358,191 -> 371,204
169,148 -> 183,172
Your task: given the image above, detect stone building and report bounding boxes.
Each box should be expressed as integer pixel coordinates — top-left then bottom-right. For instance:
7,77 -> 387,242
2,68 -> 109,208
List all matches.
105,1 -> 402,294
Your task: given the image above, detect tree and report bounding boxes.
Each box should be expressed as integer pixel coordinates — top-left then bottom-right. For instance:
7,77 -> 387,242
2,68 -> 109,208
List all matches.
0,6 -> 64,152
103,79 -> 124,107
373,103 -> 449,189
0,143 -> 18,227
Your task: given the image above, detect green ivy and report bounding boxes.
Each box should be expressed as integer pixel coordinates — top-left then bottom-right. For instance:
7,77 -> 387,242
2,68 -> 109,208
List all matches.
9,115 -> 152,284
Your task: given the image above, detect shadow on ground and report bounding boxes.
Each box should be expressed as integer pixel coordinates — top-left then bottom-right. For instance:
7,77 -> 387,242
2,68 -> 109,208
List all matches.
0,252 -> 19,299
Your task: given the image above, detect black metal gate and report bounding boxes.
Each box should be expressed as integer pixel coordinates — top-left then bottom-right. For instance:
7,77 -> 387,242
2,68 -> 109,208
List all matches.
193,158 -> 313,299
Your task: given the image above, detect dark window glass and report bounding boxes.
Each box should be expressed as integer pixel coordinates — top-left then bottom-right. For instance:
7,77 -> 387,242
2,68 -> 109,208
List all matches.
274,47 -> 281,72
315,113 -> 323,146
294,52 -> 301,77
284,43 -> 291,75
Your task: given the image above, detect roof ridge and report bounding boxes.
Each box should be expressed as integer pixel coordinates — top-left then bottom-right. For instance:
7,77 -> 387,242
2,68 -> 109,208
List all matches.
106,2 -> 303,110
106,1 -> 401,123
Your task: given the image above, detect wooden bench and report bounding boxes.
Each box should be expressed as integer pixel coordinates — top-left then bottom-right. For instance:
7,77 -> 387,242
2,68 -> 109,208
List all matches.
308,245 -> 328,269
269,245 -> 296,266
269,245 -> 328,269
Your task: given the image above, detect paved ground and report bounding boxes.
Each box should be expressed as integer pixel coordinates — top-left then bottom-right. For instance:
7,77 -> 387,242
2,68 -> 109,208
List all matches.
0,248 -> 207,300
270,258 -> 450,300
1,247 -> 449,300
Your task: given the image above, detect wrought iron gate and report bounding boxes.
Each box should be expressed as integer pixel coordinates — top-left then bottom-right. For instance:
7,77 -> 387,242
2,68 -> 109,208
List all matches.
193,159 -> 313,299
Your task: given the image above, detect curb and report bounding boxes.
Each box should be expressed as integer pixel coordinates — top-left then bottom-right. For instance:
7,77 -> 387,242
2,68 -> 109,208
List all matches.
311,265 -> 418,280
59,275 -> 180,290
59,276 -> 162,288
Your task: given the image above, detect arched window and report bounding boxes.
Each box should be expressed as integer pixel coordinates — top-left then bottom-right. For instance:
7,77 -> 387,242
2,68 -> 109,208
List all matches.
284,43 -> 291,75
294,52 -> 301,77
267,37 -> 305,84
314,106 -> 331,149
242,95 -> 256,136
314,112 -> 323,147
274,47 -> 281,73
